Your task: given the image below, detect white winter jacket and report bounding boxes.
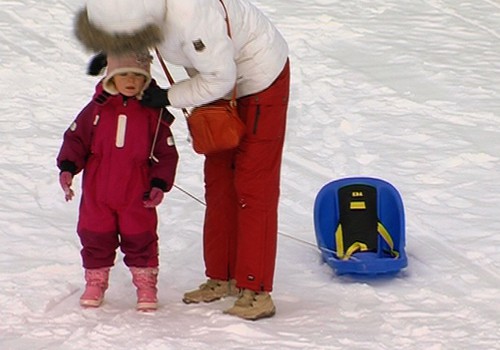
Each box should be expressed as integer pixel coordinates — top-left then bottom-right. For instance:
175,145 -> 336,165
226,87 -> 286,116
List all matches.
85,0 -> 289,108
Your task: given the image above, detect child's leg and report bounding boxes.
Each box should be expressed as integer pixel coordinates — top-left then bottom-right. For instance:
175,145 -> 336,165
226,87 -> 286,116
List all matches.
77,199 -> 120,268
79,267 -> 110,307
77,198 -> 119,307
118,206 -> 159,268
130,267 -> 159,311
118,206 -> 159,310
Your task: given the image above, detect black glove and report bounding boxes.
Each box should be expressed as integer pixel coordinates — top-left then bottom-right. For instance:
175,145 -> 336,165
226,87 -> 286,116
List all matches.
141,85 -> 170,108
87,52 -> 107,76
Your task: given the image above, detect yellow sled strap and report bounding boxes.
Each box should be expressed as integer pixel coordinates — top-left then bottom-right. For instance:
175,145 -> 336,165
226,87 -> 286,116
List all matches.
377,222 -> 399,258
343,242 -> 369,260
335,224 -> 345,259
335,222 -> 400,260
335,224 -> 369,260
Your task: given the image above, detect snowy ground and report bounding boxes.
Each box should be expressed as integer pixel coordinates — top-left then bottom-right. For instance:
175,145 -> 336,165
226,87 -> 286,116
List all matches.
1,0 -> 499,349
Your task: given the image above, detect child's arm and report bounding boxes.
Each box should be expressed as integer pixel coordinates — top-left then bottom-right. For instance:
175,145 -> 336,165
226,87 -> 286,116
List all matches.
149,110 -> 179,194
57,102 -> 95,174
56,102 -> 95,200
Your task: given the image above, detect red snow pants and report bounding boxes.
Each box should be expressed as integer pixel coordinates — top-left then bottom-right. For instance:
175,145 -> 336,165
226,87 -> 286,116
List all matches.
203,59 -> 290,292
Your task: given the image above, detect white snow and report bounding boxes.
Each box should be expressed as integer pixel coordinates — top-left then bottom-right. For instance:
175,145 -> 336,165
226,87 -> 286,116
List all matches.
1,0 -> 499,349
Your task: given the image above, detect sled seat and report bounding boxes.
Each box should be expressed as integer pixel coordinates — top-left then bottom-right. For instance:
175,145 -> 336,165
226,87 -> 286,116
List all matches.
314,177 -> 408,275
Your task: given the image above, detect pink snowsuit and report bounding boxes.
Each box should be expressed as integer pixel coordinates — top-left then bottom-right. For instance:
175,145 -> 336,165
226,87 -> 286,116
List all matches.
57,83 -> 178,269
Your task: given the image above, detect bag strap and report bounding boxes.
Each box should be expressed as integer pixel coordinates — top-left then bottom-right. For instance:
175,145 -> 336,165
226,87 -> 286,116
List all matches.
154,47 -> 189,119
217,0 -> 237,106
154,0 -> 237,114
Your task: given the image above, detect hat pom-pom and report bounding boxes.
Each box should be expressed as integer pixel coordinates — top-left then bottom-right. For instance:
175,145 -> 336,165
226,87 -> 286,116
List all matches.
87,52 -> 107,76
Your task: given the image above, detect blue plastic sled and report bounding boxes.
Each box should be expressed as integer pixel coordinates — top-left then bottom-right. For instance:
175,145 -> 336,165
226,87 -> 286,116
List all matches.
314,177 -> 408,275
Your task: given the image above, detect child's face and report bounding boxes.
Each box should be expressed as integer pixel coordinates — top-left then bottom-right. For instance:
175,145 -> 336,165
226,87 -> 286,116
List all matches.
113,72 -> 147,97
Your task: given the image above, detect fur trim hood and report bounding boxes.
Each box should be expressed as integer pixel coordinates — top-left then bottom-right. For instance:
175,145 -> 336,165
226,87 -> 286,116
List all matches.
74,4 -> 165,54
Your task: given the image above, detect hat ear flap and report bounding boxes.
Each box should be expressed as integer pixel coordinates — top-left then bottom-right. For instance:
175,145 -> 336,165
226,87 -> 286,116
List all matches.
74,9 -> 163,54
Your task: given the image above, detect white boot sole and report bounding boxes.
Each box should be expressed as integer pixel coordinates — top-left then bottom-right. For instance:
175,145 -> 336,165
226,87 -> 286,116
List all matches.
80,298 -> 103,308
137,301 -> 158,311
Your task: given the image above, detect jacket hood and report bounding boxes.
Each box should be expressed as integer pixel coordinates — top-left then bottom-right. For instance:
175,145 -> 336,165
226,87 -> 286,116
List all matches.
74,0 -> 166,54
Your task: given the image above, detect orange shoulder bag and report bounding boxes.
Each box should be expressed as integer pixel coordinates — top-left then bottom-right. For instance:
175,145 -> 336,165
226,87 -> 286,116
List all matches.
154,1 -> 245,155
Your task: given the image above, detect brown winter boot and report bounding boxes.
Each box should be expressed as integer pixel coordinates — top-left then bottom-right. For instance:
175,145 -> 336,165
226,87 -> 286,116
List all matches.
130,267 -> 159,311
182,279 -> 238,304
224,289 -> 276,320
80,267 -> 110,308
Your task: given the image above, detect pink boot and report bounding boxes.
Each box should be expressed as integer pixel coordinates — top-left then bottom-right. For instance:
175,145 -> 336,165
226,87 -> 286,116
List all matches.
130,267 -> 158,311
80,267 -> 110,308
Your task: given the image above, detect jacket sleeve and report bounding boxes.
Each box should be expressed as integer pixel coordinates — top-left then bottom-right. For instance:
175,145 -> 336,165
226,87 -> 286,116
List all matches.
149,110 -> 179,192
56,102 -> 95,175
165,2 -> 237,108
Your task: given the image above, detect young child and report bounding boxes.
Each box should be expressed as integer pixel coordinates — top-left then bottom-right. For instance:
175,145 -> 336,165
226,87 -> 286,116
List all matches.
57,51 -> 179,311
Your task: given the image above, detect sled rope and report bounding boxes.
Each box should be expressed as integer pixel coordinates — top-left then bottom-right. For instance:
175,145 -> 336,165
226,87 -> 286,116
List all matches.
172,184 -> 317,248
172,184 -> 206,205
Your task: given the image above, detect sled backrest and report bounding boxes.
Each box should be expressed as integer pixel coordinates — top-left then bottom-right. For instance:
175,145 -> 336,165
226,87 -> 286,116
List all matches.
314,177 -> 405,260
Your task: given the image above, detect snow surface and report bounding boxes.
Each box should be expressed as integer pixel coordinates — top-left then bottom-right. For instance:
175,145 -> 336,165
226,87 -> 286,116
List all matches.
1,0 -> 499,349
